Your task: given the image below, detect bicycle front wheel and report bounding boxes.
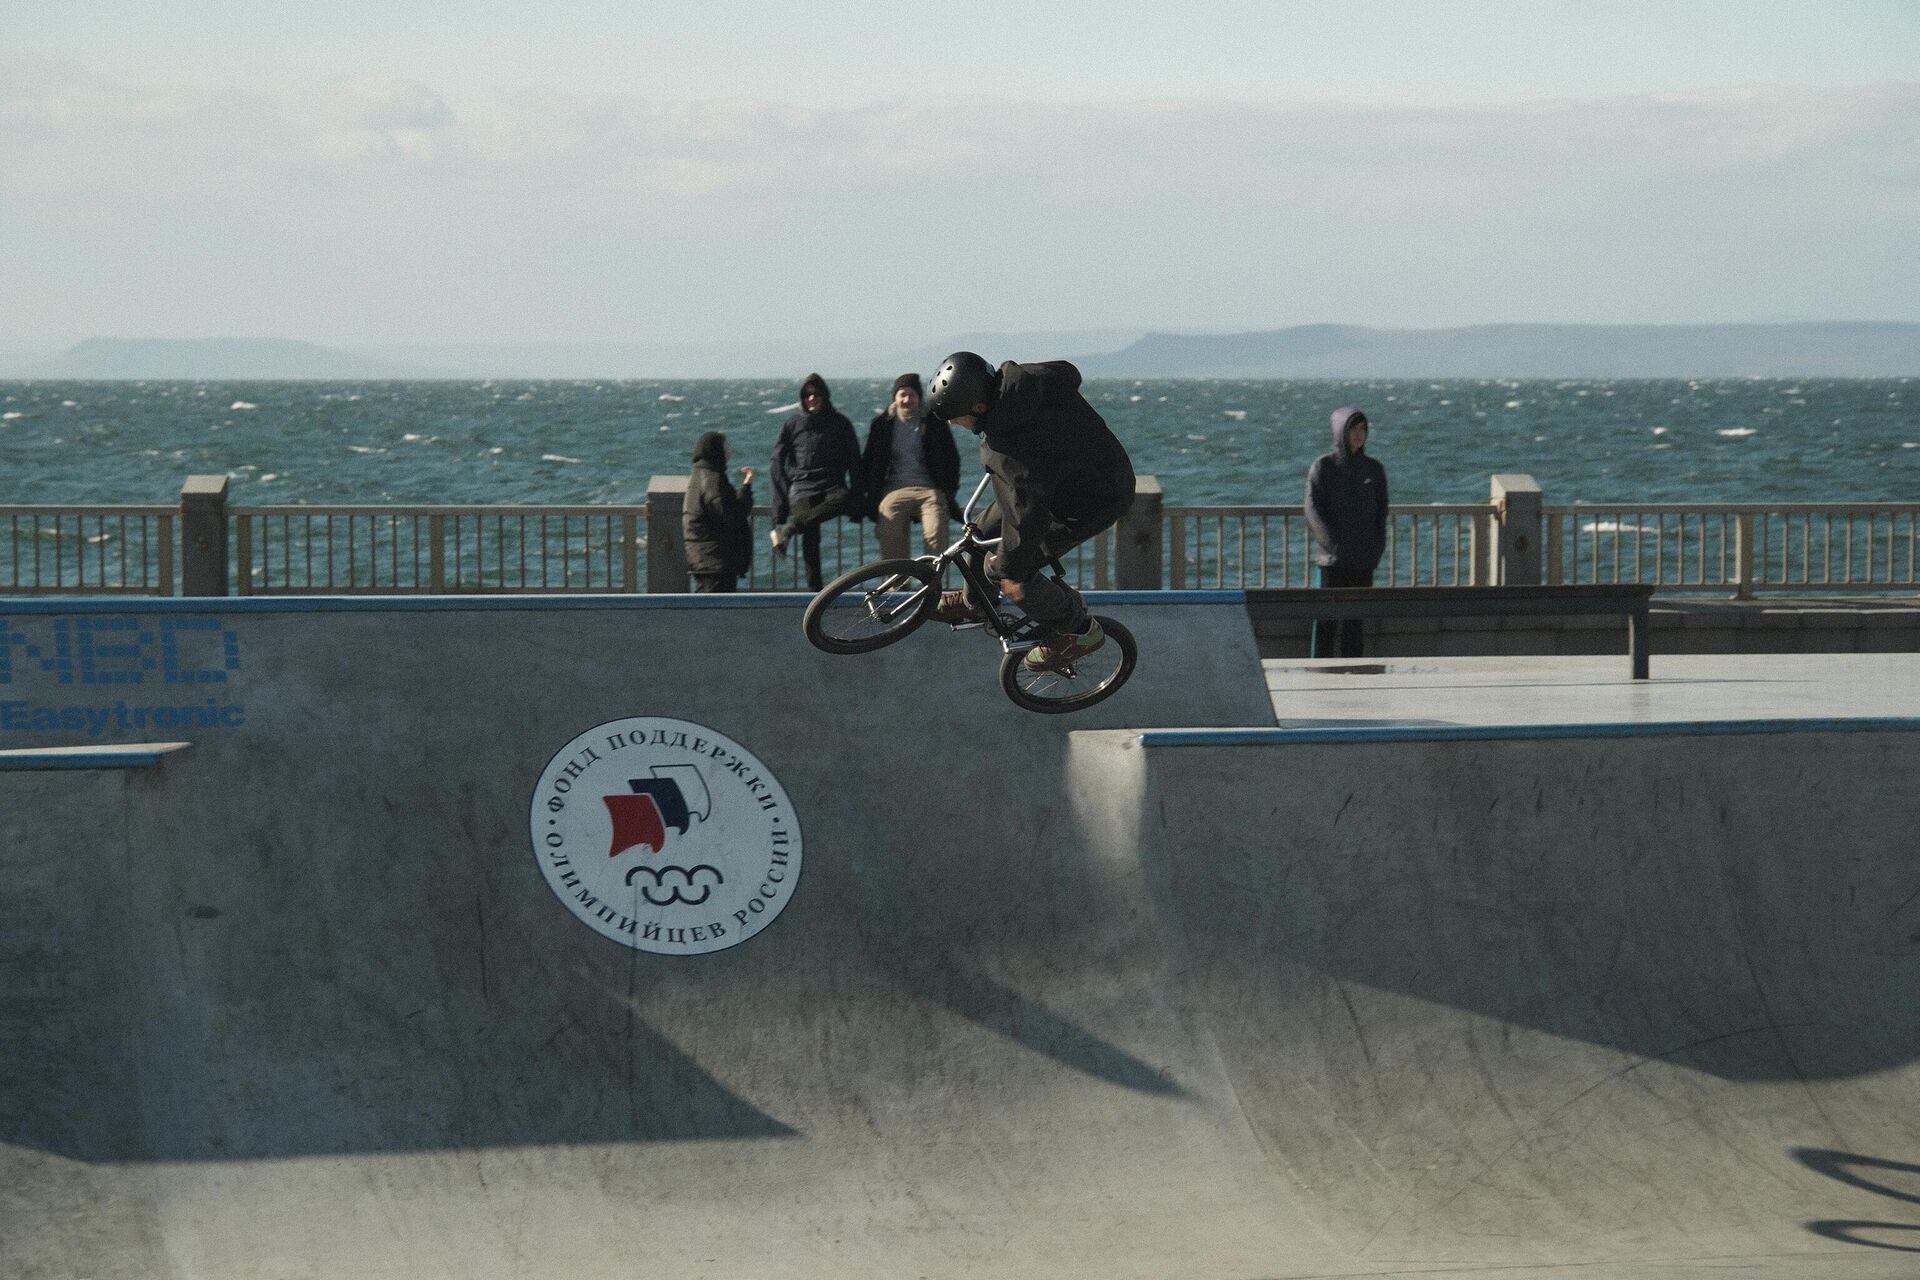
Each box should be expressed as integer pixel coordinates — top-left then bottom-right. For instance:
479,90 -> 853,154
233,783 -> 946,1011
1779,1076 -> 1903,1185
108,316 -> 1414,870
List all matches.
802,559 -> 941,655
999,615 -> 1137,714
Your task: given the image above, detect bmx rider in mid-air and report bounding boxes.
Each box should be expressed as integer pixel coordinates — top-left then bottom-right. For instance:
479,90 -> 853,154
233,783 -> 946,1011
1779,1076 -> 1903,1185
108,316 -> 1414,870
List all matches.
925,352 -> 1135,671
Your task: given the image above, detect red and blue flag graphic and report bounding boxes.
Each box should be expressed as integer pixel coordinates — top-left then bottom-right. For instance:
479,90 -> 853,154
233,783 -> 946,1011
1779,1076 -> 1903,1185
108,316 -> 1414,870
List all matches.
604,764 -> 712,857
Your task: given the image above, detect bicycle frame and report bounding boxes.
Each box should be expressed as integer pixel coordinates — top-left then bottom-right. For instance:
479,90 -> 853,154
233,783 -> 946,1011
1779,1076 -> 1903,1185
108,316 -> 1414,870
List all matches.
906,474 -> 1050,653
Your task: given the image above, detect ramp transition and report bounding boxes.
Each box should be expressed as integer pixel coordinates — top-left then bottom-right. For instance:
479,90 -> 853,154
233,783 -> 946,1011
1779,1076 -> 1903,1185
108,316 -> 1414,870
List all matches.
2,595 -> 1917,1278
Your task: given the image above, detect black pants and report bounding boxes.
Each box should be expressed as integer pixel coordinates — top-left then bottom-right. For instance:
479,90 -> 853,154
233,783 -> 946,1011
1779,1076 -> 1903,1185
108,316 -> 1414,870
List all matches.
972,490 -> 1132,635
689,573 -> 737,593
782,487 -> 854,591
1312,564 -> 1373,658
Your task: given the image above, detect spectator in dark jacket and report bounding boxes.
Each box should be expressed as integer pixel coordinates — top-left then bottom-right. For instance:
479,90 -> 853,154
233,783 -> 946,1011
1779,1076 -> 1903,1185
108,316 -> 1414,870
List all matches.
682,431 -> 755,592
859,372 -> 961,561
926,353 -> 1134,673
1305,406 -> 1389,658
769,372 -> 862,591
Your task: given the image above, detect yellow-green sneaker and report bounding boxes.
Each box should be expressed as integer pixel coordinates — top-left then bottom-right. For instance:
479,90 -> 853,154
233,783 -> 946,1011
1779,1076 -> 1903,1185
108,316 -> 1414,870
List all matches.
1023,618 -> 1105,672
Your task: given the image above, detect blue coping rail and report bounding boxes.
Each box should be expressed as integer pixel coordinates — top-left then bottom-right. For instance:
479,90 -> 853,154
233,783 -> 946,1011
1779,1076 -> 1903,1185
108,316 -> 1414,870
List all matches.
0,743 -> 191,771
0,590 -> 1241,615
1140,718 -> 1920,747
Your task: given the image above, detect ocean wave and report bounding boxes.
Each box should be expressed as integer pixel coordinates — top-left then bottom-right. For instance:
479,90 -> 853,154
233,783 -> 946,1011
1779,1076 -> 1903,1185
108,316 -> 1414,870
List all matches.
230,401 -> 258,411
347,445 -> 386,455
1717,428 -> 1759,438
1581,519 -> 1661,534
766,402 -> 800,415
659,393 -> 686,402
542,454 -> 581,464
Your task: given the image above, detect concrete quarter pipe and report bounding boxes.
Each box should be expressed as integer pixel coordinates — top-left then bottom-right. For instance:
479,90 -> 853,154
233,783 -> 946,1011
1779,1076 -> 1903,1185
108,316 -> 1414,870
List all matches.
2,594 -> 1917,1278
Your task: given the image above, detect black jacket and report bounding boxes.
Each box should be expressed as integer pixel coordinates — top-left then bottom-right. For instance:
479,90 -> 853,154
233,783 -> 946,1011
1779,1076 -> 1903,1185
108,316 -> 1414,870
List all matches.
973,361 -> 1135,582
1305,407 -> 1389,571
770,389 -> 861,525
858,410 -> 962,517
682,433 -> 754,578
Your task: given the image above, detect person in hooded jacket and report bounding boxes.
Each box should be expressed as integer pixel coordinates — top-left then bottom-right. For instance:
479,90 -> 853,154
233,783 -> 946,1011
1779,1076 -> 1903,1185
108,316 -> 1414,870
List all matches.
769,372 -> 863,591
681,431 -> 756,592
925,352 -> 1134,673
1304,406 -> 1389,658
859,372 -> 961,561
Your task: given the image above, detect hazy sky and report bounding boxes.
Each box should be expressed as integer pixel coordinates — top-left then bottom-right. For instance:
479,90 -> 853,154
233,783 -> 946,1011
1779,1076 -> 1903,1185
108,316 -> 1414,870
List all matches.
3,1 -> 1916,349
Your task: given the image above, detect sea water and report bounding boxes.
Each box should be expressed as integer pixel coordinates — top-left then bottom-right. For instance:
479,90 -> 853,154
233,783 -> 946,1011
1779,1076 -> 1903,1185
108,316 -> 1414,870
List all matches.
1,378 -> 1914,508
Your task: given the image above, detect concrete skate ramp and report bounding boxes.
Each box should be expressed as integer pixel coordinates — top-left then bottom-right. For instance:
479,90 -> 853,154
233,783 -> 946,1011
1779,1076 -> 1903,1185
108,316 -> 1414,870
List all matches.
1068,723 -> 1920,1276
4,595 -> 1920,1278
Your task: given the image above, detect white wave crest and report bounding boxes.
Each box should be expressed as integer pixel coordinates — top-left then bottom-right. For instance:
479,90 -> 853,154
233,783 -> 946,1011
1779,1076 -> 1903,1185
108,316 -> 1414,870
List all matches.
230,401 -> 258,410
542,453 -> 581,464
1717,427 -> 1758,438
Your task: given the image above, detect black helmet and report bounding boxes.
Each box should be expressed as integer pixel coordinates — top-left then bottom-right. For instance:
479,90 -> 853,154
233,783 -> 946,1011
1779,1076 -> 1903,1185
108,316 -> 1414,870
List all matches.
926,352 -> 999,421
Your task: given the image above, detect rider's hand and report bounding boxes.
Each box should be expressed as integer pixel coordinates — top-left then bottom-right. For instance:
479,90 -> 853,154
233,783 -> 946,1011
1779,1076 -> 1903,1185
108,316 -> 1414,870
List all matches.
740,466 -> 756,483
1000,578 -> 1026,603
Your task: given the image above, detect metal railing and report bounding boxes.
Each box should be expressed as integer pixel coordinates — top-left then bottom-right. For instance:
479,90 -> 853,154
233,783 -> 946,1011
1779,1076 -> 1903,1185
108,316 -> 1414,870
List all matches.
1546,504 -> 1920,596
233,506 -> 645,594
5,482 -> 1918,599
1,506 -> 177,595
1167,505 -> 1492,589
739,507 -> 1115,591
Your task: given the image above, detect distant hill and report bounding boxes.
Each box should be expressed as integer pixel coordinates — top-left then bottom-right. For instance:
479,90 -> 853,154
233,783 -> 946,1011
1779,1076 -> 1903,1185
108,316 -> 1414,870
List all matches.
384,329 -> 1146,379
1075,323 -> 1920,378
28,338 -> 427,380
9,324 -> 1913,380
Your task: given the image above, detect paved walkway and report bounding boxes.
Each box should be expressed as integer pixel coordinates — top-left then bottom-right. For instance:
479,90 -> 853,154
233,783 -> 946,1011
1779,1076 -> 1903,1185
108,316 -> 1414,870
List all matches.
1265,652 -> 1920,728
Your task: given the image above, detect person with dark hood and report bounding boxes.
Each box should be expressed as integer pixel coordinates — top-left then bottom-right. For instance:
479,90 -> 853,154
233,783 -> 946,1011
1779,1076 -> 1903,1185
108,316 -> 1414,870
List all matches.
769,372 -> 862,591
1304,406 -> 1389,658
859,371 -> 961,561
682,431 -> 755,592
924,352 -> 1134,673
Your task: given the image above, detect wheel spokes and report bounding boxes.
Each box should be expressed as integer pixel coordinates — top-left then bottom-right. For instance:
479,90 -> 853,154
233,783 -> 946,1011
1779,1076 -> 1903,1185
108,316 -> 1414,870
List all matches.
815,575 -> 931,643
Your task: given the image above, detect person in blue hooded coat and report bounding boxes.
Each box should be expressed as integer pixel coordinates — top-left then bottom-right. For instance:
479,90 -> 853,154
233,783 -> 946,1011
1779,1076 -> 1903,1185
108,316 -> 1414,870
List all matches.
1304,406 -> 1389,658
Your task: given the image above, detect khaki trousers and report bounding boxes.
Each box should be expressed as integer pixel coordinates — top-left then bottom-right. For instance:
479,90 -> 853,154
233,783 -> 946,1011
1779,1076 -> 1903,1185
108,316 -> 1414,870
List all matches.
875,486 -> 948,560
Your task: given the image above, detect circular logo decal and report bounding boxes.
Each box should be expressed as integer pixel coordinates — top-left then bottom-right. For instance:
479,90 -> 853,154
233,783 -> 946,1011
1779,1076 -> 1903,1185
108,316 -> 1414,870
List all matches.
530,717 -> 802,955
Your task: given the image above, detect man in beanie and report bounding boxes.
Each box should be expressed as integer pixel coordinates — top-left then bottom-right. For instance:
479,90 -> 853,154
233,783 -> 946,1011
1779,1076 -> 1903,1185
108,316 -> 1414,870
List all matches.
858,372 -> 961,561
769,372 -> 863,591
1304,406 -> 1389,658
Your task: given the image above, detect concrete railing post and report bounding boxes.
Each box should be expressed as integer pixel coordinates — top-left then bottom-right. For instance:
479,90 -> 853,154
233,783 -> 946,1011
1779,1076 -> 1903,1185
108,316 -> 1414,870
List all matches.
1116,476 -> 1163,590
646,475 -> 689,593
1491,474 -> 1543,586
1734,512 -> 1756,599
181,474 -> 230,596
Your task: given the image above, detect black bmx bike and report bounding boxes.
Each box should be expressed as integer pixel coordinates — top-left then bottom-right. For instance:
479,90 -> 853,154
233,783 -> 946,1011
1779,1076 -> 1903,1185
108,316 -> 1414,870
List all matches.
801,476 -> 1138,714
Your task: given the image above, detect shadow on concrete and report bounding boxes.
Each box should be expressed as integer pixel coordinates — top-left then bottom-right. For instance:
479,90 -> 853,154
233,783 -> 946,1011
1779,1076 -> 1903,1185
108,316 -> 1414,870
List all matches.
1798,1149 -> 1920,1252
882,945 -> 1185,1098
1805,1222 -> 1920,1254
2,998 -> 796,1164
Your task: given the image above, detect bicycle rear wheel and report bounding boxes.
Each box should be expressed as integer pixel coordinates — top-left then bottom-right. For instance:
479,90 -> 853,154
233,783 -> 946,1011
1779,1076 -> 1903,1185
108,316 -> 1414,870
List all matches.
998,615 -> 1137,713
802,559 -> 941,654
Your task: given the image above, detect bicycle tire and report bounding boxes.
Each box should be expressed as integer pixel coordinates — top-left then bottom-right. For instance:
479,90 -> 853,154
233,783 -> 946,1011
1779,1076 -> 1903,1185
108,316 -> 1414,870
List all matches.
998,615 -> 1137,714
802,558 -> 942,655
